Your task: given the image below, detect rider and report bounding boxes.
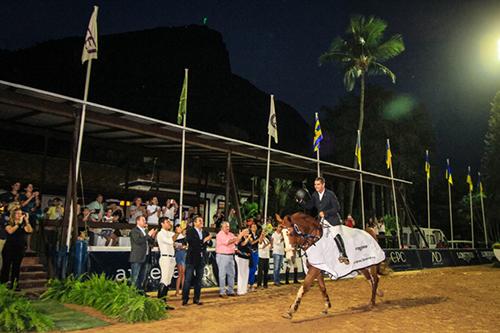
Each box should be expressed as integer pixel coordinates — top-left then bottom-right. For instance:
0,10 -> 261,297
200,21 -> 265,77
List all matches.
297,177 -> 349,264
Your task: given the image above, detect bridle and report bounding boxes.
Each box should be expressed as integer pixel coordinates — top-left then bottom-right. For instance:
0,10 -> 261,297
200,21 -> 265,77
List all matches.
285,216 -> 322,252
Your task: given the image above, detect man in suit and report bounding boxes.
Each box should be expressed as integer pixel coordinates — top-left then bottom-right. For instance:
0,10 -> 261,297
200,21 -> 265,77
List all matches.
129,215 -> 157,291
182,216 -> 212,305
299,177 -> 349,264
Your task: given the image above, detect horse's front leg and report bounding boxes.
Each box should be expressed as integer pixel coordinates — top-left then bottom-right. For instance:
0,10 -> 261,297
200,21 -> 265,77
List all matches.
317,272 -> 331,315
282,267 -> 318,319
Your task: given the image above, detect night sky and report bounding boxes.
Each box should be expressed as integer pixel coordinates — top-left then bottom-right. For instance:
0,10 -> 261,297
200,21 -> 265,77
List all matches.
2,0 -> 500,173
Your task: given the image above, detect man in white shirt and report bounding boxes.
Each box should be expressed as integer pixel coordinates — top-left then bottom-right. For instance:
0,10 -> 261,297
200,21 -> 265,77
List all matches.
156,217 -> 176,310
146,196 -> 161,226
282,228 -> 300,284
271,225 -> 285,286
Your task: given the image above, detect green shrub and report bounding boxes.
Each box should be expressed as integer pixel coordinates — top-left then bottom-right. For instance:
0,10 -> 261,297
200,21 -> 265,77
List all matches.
42,274 -> 166,323
0,284 -> 54,332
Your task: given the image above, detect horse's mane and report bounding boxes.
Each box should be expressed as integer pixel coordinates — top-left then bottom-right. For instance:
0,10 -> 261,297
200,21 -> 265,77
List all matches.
289,212 -> 321,229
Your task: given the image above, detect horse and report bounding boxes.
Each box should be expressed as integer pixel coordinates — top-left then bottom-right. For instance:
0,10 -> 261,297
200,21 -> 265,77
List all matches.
276,212 -> 387,319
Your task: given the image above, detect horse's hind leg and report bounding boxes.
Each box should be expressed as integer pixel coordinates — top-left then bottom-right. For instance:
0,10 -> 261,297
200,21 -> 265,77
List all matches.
365,266 -> 379,307
282,267 -> 318,319
317,273 -> 331,315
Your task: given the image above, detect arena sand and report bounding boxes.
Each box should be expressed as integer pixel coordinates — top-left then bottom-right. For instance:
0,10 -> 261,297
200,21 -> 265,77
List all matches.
68,265 -> 499,333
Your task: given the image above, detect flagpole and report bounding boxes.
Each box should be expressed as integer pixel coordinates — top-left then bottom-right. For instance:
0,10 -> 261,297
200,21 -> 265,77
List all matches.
469,189 -> 474,249
264,134 -> 272,222
447,159 -> 454,249
467,167 -> 474,249
178,68 -> 188,223
479,173 -> 488,247
316,149 -> 321,177
66,55 -> 93,252
357,130 -> 365,230
387,139 -> 401,248
426,150 -> 431,230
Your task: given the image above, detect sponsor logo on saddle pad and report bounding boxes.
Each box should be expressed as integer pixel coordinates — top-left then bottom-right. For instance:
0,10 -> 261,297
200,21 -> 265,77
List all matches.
355,245 -> 368,251
353,256 -> 375,265
456,252 -> 475,262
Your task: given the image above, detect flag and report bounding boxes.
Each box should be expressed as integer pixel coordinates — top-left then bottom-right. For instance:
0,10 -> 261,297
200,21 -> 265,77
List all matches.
425,150 -> 431,179
355,130 -> 362,167
466,166 -> 473,192
477,172 -> 484,194
386,139 -> 392,169
268,95 -> 278,143
445,159 -> 453,185
177,69 -> 188,125
81,6 -> 98,64
313,112 -> 323,152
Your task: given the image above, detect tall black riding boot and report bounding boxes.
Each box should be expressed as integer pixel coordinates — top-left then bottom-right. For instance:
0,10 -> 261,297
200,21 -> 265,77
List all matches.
285,268 -> 290,284
334,234 -> 350,265
293,268 -> 299,284
157,283 -> 175,310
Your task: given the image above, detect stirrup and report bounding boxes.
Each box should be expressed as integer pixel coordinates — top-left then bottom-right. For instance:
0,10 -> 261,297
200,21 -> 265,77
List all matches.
338,256 -> 350,265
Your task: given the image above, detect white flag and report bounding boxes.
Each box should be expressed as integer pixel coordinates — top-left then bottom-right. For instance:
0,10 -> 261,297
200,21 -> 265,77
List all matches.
268,94 -> 278,143
81,6 -> 98,64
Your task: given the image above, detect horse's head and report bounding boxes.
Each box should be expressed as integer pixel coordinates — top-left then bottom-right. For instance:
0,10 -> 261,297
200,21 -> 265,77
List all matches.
275,213 -> 322,250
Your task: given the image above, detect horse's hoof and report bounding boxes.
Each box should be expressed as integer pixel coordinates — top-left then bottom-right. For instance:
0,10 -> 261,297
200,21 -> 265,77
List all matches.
321,310 -> 328,315
282,312 -> 292,320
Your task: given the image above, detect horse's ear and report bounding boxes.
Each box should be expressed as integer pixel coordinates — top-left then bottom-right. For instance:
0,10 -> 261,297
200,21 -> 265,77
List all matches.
275,214 -> 283,224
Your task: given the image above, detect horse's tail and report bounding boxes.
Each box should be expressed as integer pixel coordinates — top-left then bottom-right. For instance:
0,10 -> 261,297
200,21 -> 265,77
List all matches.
377,259 -> 393,276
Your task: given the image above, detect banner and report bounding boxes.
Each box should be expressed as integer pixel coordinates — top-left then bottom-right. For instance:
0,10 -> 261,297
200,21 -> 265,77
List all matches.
384,249 -> 422,271
419,249 -> 455,268
88,249 -> 219,291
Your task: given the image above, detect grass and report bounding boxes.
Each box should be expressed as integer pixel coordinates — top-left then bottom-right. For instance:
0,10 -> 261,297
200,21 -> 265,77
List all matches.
30,300 -> 109,331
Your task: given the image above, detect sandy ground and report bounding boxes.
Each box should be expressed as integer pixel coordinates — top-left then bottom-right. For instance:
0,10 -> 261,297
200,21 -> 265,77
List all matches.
70,265 -> 500,333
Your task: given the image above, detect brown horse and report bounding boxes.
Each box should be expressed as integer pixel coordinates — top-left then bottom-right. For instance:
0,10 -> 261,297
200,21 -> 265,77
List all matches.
276,212 -> 386,319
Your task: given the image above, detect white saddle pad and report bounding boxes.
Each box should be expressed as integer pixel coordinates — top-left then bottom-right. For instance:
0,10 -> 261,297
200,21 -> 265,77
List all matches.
304,225 -> 385,280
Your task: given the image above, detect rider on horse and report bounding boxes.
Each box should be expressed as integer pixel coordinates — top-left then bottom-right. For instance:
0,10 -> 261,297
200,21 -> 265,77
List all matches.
297,176 -> 350,264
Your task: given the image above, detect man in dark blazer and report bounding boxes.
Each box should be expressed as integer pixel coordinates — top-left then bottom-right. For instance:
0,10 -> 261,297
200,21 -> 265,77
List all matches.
129,215 -> 157,291
299,177 -> 349,264
182,216 -> 212,305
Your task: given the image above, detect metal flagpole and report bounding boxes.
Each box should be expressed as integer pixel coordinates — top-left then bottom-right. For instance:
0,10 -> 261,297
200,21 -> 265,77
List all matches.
447,159 -> 454,249
478,172 -> 488,247
468,167 -> 474,249
66,53 -> 93,252
316,150 -> 321,177
263,134 -> 272,222
178,68 -> 188,223
426,150 -> 431,230
357,130 -> 365,230
387,139 -> 401,248
264,94 -> 277,222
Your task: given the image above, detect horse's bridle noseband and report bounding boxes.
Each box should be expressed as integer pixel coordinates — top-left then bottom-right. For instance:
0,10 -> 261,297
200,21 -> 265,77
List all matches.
289,219 -> 322,251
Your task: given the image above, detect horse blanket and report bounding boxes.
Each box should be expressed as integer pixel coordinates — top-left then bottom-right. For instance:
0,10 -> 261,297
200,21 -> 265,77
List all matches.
303,225 -> 385,280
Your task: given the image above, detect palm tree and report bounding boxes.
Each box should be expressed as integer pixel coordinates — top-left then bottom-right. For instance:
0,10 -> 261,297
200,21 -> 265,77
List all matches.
319,15 -> 405,215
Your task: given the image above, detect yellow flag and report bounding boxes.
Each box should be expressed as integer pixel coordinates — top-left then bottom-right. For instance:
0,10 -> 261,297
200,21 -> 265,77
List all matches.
81,6 -> 98,64
386,139 -> 392,169
466,166 -> 473,192
355,130 -> 362,167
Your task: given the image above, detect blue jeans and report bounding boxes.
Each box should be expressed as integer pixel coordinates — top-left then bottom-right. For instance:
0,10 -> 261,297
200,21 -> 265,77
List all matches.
182,263 -> 204,303
130,262 -> 147,291
273,253 -> 284,285
216,253 -> 235,295
248,251 -> 259,285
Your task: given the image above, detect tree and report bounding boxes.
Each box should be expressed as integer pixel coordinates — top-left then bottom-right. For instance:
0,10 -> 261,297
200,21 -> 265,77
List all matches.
320,85 -> 434,225
481,91 -> 500,243
319,15 -> 405,215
